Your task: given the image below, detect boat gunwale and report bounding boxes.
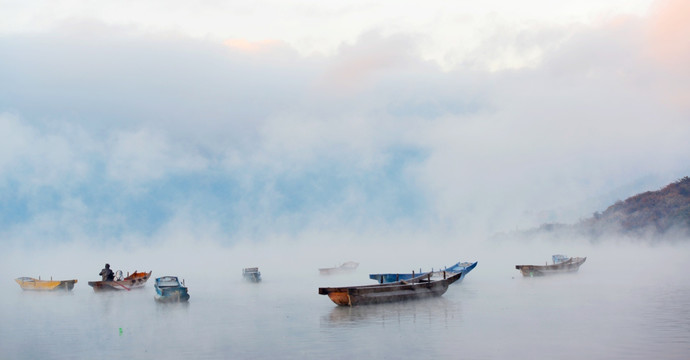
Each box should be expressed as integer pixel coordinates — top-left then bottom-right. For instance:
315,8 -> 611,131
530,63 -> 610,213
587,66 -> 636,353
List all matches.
369,261 -> 477,283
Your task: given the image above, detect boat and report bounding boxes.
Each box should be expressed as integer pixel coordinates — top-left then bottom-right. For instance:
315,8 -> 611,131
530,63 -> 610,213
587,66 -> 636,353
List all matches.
242,267 -> 262,282
319,271 -> 463,306
369,261 -> 478,284
515,255 -> 586,276
319,261 -> 359,275
88,270 -> 152,291
15,277 -> 77,291
154,276 -> 190,302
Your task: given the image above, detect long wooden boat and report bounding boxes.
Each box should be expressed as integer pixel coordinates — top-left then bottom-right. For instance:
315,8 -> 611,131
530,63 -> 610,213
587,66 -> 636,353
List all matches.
15,277 -> 77,291
369,261 -> 478,284
154,276 -> 190,302
515,255 -> 586,277
88,270 -> 152,291
319,261 -> 358,275
242,267 -> 262,282
319,271 -> 463,306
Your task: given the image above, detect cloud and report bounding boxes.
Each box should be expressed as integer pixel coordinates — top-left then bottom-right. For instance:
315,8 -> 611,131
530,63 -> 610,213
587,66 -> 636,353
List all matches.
645,0 -> 690,65
316,32 -> 424,93
223,38 -> 284,54
0,114 -> 91,190
106,128 -> 208,185
396,3 -> 690,233
0,3 -> 689,244
643,0 -> 690,109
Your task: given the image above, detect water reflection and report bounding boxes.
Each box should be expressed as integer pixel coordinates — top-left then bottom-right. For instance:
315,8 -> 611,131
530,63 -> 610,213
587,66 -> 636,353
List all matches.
154,300 -> 191,311
321,297 -> 462,327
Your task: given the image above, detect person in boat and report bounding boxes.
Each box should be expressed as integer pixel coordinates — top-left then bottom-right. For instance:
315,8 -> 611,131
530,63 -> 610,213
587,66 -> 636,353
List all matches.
99,263 -> 114,281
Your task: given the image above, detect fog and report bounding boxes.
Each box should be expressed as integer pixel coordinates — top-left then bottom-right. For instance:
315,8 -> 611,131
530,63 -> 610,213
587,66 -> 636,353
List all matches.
3,230 -> 689,286
2,234 -> 689,358
2,0 -> 690,358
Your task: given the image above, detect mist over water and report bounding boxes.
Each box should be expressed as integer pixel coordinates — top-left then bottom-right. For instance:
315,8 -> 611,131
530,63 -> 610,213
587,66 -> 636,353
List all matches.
1,237 -> 689,359
2,0 -> 690,358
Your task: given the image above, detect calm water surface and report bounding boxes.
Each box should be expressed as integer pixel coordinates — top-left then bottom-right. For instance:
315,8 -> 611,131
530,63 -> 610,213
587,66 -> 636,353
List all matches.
1,244 -> 689,359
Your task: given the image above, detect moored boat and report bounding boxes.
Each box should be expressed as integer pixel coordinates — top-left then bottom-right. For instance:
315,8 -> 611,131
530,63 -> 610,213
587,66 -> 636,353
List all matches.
154,276 -> 190,302
88,270 -> 152,291
319,261 -> 358,275
319,271 -> 463,306
15,277 -> 77,291
242,267 -> 262,282
515,255 -> 586,277
369,261 -> 478,284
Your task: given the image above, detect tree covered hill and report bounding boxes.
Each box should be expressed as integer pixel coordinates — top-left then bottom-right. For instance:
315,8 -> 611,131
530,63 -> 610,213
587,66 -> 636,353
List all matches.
581,176 -> 690,237
500,177 -> 690,242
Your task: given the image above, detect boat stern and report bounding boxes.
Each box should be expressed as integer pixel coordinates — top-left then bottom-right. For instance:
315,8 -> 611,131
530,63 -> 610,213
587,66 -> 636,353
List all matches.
319,288 -> 352,306
328,292 -> 351,306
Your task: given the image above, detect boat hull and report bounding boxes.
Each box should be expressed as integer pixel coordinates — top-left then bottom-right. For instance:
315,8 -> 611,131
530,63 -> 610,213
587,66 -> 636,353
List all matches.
88,271 -> 152,291
155,293 -> 190,303
319,272 -> 463,306
15,278 -> 77,291
515,257 -> 586,276
154,289 -> 190,303
243,273 -> 261,282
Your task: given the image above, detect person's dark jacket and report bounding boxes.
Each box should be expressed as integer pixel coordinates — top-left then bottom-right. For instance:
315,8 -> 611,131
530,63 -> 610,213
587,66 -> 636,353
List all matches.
99,267 -> 114,281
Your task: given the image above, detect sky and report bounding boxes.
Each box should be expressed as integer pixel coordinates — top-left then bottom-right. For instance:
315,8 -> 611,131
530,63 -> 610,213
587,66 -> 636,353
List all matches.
1,0 -> 689,248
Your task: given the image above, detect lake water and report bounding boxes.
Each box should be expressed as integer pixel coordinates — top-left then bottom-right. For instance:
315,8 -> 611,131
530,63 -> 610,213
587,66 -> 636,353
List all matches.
1,241 -> 689,359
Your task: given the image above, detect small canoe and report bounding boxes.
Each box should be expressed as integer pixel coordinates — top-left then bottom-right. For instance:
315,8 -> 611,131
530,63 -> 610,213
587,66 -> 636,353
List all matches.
319,271 -> 463,306
369,261 -> 478,284
515,255 -> 586,276
154,276 -> 190,302
319,261 -> 359,275
242,267 -> 262,282
15,277 -> 77,291
88,270 -> 152,291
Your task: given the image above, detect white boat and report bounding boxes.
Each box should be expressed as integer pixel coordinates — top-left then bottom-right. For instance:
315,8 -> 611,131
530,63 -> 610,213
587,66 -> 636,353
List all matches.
319,261 -> 358,275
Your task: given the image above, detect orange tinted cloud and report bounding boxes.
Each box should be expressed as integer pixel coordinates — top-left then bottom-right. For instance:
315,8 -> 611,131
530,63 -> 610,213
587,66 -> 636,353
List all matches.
645,0 -> 690,67
317,33 -> 417,94
644,0 -> 690,108
223,38 -> 282,53
322,52 -> 399,92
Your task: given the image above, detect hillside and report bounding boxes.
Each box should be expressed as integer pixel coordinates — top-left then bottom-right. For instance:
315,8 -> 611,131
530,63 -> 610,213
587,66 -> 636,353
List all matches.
500,177 -> 690,242
579,176 -> 690,238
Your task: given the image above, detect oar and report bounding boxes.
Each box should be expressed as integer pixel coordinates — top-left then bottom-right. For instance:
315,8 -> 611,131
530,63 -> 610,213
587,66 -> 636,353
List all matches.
112,281 -> 131,291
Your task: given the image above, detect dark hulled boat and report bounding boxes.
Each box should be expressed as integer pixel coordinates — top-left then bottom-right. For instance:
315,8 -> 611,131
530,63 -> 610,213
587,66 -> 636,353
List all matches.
319,271 -> 463,306
515,255 -> 586,276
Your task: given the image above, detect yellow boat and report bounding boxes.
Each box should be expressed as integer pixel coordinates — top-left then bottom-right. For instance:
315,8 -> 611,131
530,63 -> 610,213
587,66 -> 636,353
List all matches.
15,277 -> 78,291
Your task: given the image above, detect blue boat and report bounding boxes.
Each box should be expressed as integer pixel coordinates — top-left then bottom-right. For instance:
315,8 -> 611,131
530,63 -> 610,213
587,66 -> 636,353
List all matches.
242,267 -> 262,282
369,261 -> 478,284
154,276 -> 190,302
